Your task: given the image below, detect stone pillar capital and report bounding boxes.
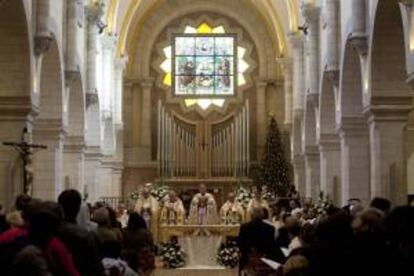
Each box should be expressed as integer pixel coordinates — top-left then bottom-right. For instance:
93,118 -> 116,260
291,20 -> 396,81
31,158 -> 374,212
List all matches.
364,97 -> 413,123
85,1 -> 105,23
319,134 -> 340,151
139,78 -> 155,90
338,116 -> 368,138
301,3 -> 320,23
276,57 -> 293,73
115,56 -> 128,71
288,34 -> 305,49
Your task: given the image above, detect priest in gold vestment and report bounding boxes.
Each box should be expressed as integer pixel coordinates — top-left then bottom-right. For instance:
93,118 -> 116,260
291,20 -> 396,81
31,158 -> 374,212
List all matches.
188,184 -> 218,225
134,186 -> 159,241
219,192 -> 245,224
160,190 -> 185,225
246,189 -> 270,222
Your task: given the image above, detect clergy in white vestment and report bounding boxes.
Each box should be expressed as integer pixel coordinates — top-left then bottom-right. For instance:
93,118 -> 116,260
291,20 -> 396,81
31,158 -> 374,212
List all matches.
160,190 -> 185,225
188,183 -> 218,225
134,186 -> 159,241
246,189 -> 270,222
219,192 -> 245,225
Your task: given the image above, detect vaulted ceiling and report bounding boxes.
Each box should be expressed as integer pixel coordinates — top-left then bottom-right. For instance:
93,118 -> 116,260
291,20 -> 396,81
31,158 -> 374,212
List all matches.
102,0 -> 302,58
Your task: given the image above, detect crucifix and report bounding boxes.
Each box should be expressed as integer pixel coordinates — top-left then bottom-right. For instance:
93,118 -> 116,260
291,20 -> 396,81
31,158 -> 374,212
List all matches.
2,128 -> 47,195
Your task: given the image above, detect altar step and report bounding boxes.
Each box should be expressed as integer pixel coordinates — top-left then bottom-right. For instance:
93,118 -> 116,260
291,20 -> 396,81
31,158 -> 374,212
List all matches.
154,265 -> 237,276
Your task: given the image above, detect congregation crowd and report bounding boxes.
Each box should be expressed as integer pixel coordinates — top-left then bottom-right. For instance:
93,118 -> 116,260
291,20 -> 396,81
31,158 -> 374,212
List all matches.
0,188 -> 413,276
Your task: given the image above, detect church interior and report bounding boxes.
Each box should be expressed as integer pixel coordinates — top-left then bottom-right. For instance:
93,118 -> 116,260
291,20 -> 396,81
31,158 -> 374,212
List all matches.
0,0 -> 414,275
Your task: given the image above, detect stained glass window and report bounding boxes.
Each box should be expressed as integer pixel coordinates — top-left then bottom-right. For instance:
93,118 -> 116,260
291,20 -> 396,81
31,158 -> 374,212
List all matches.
172,34 -> 236,97
160,23 -> 250,110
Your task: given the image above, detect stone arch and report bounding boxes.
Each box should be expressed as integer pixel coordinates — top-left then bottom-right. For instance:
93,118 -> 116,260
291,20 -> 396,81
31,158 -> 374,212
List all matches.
367,1 -> 412,203
32,40 -> 65,200
0,0 -> 32,207
126,0 -> 279,79
318,72 -> 341,204
318,74 -> 336,137
337,39 -> 370,205
369,0 -> 411,101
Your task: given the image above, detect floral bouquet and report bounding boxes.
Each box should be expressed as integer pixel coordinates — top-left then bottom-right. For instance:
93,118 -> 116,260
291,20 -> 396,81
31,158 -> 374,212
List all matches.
236,186 -> 252,209
128,190 -> 140,201
151,185 -> 169,207
314,191 -> 333,216
158,241 -> 186,269
216,238 -> 239,268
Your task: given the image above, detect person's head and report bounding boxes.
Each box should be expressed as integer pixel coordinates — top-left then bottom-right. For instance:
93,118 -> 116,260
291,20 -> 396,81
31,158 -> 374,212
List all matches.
12,245 -> 52,276
300,223 -> 317,246
251,207 -> 264,221
199,183 -> 207,194
105,206 -> 119,228
15,194 -> 32,212
228,192 -> 235,203
142,187 -> 150,198
0,204 -> 4,215
253,189 -> 262,199
127,212 -> 147,230
287,219 -> 302,238
6,211 -> 24,228
283,255 -> 309,276
28,202 -> 60,246
370,197 -> 391,214
352,207 -> 384,235
168,190 -> 177,202
348,198 -> 361,207
58,189 -> 82,223
92,207 -> 110,227
289,200 -> 298,210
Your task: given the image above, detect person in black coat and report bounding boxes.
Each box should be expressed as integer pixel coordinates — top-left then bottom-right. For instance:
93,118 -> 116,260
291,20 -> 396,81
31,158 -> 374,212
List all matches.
238,207 -> 285,273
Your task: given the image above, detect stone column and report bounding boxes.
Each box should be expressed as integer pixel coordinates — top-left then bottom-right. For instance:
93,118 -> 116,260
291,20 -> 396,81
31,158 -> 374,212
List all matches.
293,154 -> 306,196
63,136 -> 85,192
65,0 -> 80,76
289,35 -> 306,194
256,80 -> 267,160
289,35 -> 305,112
366,104 -> 412,204
350,0 -> 368,55
139,78 -> 154,161
304,146 -> 320,199
319,135 -> 341,204
325,0 -> 339,74
32,120 -> 65,200
100,35 -> 117,156
84,3 -> 103,203
339,118 -> 370,205
277,58 -> 293,128
302,3 -> 320,96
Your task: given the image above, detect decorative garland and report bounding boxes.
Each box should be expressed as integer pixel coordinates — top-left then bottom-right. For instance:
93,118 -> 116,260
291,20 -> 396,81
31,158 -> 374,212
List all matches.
216,238 -> 239,268
158,241 -> 186,269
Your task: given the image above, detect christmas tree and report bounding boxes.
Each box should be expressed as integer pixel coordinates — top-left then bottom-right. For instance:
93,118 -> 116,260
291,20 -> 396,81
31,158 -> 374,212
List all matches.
258,116 -> 290,196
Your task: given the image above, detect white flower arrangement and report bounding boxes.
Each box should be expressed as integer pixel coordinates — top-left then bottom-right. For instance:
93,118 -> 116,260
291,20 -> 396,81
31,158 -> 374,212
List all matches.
235,186 -> 252,209
159,241 -> 186,269
216,239 -> 239,268
151,185 -> 169,202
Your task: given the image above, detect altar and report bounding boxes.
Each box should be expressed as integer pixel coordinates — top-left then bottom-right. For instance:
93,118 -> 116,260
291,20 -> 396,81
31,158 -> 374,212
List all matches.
159,225 -> 240,268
